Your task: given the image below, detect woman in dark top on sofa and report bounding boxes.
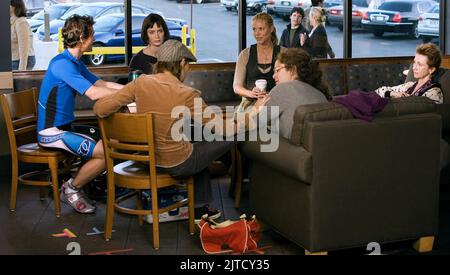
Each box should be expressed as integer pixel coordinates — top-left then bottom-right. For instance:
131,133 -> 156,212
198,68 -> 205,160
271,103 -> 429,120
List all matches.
129,13 -> 170,74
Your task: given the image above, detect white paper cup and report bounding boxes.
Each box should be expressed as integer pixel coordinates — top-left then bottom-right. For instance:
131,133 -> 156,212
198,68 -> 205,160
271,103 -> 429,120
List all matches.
255,79 -> 267,92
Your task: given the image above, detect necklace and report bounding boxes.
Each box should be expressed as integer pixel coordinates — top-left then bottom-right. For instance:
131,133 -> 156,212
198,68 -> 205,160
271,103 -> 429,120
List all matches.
257,45 -> 272,64
256,45 -> 273,74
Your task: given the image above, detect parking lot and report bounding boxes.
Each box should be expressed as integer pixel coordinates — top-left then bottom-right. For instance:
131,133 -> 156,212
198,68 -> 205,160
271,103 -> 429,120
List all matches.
32,0 -> 428,69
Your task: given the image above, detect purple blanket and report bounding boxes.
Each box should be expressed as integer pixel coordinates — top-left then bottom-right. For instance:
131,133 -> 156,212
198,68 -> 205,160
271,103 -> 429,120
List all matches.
333,90 -> 389,122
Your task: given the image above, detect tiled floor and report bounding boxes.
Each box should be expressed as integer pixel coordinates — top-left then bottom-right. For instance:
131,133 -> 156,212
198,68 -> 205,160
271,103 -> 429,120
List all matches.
0,172 -> 449,255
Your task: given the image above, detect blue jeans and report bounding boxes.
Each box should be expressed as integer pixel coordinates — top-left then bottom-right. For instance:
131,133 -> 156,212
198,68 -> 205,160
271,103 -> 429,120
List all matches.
12,56 -> 36,70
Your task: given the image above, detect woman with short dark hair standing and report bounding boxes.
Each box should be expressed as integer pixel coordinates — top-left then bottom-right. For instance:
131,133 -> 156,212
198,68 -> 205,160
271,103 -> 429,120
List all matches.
129,13 -> 170,75
10,0 -> 35,70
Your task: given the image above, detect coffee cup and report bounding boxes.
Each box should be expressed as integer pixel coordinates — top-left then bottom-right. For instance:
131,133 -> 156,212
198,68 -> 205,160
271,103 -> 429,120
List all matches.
255,79 -> 267,92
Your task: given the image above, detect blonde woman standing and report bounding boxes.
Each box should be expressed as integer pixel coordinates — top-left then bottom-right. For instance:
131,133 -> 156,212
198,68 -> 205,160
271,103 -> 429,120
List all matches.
233,12 -> 285,112
10,0 -> 35,70
300,7 -> 330,59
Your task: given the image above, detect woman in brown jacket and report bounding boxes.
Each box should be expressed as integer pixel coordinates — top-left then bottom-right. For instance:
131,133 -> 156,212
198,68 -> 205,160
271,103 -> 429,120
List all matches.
10,0 -> 35,70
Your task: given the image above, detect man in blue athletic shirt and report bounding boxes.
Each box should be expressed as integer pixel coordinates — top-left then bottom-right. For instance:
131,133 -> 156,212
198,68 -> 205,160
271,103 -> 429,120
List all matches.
37,15 -> 123,214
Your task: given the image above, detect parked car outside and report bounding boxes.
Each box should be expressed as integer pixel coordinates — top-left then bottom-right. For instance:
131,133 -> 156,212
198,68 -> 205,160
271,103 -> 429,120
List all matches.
327,0 -> 370,30
37,2 -> 162,41
417,3 -> 439,42
361,0 -> 435,38
77,14 -> 188,66
267,0 -> 275,14
323,0 -> 342,10
27,2 -> 81,32
24,0 -> 59,17
272,0 -> 311,20
221,0 -> 268,14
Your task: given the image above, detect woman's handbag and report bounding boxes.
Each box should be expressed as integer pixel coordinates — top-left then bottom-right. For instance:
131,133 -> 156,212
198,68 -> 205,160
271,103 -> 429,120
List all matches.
198,214 -> 260,254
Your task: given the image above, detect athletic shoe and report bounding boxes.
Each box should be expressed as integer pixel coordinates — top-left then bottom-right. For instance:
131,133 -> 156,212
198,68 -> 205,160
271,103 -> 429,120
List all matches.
60,180 -> 96,214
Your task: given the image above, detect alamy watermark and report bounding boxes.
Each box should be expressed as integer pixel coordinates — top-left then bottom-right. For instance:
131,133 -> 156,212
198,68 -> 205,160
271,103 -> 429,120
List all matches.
170,98 -> 280,152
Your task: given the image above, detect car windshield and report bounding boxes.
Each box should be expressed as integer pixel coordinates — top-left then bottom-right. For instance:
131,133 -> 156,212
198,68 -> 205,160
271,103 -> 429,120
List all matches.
94,16 -> 123,32
431,5 -> 439,13
61,6 -> 104,20
25,0 -> 45,9
31,5 -> 69,20
379,2 -> 413,12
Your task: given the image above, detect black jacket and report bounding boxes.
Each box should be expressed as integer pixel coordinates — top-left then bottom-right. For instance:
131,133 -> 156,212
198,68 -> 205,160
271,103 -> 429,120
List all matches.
279,24 -> 309,48
302,24 -> 329,59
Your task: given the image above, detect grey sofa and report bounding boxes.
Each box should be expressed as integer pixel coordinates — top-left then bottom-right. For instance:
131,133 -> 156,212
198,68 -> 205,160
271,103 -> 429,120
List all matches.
242,96 -> 441,254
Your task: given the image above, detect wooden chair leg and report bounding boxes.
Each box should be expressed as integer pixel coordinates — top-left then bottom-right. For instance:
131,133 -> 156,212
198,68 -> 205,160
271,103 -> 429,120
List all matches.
187,178 -> 195,235
136,190 -> 143,226
305,249 -> 328,255
234,148 -> 243,209
413,236 -> 435,253
150,187 -> 160,250
104,173 -> 115,241
10,159 -> 19,212
49,158 -> 61,218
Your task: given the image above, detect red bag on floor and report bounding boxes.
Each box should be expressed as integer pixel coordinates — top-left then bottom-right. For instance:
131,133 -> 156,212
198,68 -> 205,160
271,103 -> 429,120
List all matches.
198,214 -> 260,254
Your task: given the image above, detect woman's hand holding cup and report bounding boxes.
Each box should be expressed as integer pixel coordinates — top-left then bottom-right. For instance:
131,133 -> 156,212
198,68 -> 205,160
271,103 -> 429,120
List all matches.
253,79 -> 268,98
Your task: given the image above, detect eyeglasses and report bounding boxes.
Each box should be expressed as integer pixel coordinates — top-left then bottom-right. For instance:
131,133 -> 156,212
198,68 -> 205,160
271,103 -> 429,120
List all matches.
274,66 -> 286,74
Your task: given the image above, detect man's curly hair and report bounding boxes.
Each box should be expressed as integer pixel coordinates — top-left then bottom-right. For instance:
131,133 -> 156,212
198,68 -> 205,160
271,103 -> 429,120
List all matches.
62,15 -> 95,49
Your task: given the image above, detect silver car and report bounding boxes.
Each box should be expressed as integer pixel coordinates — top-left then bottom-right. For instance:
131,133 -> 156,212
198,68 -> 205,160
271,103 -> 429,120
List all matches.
417,3 -> 439,42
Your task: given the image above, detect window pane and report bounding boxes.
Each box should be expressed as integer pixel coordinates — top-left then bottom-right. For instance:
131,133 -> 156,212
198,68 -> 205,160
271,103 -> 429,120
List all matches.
21,2 -> 85,70
353,0 -> 440,58
265,1 -> 342,59
324,0 -> 344,58
32,1 -> 134,70
131,0 -> 238,63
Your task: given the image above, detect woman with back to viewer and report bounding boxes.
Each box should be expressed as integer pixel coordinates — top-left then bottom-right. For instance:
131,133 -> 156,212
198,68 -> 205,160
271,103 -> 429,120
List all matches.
263,47 -> 331,139
10,0 -> 35,70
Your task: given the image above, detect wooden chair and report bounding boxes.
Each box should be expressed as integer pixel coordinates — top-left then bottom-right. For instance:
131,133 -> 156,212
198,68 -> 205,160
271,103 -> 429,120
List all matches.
98,112 -> 195,250
230,145 -> 243,208
0,88 -> 68,218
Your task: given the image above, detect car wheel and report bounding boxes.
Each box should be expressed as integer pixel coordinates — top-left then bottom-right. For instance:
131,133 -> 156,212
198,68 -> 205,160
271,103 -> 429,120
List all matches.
338,25 -> 343,31
195,0 -> 202,3
226,7 -> 232,11
87,43 -> 106,67
373,31 -> 384,37
176,0 -> 182,3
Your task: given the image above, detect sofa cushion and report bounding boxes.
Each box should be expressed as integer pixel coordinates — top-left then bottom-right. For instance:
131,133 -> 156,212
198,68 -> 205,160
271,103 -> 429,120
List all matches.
240,137 -> 312,184
290,96 -> 436,146
406,67 -> 450,130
